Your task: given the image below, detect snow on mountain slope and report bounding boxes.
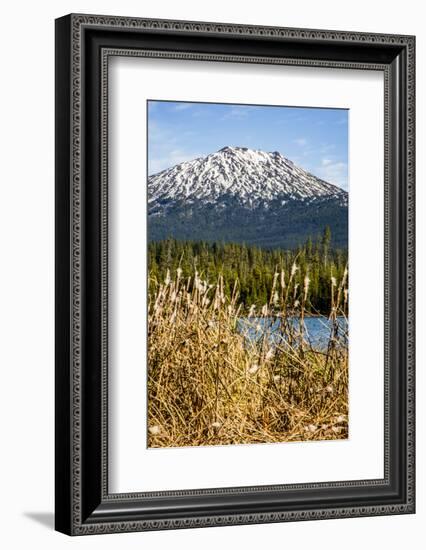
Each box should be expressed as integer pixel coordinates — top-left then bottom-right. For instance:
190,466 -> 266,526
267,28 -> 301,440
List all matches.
148,146 -> 347,214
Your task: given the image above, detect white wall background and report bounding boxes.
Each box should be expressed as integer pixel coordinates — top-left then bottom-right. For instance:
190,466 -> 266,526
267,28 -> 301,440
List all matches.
0,0 -> 422,548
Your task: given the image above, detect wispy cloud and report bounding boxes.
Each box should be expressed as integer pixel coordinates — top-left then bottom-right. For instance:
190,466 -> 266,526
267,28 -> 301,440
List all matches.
221,106 -> 250,120
148,148 -> 201,175
294,138 -> 308,147
320,143 -> 336,154
336,116 -> 348,125
172,102 -> 194,112
148,100 -> 349,188
316,157 -> 348,190
148,118 -> 200,174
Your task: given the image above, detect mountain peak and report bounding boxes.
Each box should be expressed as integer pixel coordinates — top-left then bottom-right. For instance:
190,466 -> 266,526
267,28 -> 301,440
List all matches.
218,145 -> 242,152
148,146 -> 348,248
148,146 -> 347,208
217,145 -> 273,157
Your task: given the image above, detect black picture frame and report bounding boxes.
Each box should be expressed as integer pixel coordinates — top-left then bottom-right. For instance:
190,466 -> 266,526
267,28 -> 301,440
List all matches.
55,13 -> 415,535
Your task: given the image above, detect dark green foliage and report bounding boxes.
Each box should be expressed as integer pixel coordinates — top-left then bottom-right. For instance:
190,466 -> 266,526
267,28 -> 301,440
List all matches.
148,230 -> 347,314
148,196 -> 348,249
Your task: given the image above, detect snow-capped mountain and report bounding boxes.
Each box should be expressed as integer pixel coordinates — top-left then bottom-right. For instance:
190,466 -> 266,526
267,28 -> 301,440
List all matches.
149,146 -> 347,212
148,146 -> 348,249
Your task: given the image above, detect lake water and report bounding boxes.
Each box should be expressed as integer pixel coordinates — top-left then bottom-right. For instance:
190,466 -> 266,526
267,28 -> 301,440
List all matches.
237,316 -> 348,350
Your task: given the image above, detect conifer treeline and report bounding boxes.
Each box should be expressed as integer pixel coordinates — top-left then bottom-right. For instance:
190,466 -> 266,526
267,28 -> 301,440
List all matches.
148,227 -> 348,314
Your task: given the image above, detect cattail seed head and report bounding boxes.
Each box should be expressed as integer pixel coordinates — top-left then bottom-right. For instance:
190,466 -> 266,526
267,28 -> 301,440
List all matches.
149,425 -> 161,436
306,424 -> 317,433
273,291 -> 279,306
265,348 -> 274,361
303,275 -> 310,299
272,272 -> 279,292
280,270 -> 286,289
248,363 -> 260,374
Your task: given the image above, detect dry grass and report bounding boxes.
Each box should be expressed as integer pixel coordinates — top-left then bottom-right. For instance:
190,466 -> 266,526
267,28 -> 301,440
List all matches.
147,264 -> 348,448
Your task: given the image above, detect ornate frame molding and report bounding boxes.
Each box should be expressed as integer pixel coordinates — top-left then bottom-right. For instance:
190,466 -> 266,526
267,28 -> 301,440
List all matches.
55,14 -> 415,535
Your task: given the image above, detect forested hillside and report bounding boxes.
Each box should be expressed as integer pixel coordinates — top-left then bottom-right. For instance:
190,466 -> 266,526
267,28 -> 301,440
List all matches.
148,227 -> 347,314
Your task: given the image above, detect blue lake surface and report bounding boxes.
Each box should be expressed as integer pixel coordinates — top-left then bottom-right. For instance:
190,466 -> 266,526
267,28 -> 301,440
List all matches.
237,316 -> 348,350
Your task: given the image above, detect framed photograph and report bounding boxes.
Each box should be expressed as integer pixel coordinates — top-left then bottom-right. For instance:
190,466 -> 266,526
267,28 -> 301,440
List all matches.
55,14 -> 415,535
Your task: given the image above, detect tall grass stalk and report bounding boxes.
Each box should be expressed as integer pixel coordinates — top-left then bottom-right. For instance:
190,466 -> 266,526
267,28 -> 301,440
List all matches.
147,264 -> 348,448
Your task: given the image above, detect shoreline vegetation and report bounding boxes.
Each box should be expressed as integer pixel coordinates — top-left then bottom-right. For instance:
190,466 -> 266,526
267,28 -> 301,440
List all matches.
148,227 -> 347,315
147,233 -> 349,448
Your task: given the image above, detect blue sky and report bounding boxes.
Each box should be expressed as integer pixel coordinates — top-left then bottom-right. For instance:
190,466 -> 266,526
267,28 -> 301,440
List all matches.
147,100 -> 349,190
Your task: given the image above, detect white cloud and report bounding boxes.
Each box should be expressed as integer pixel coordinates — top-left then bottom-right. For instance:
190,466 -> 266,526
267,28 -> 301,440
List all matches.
294,138 -> 308,147
316,158 -> 348,190
148,117 -> 202,174
320,143 -> 336,154
173,103 -> 194,112
148,148 -> 201,175
148,121 -> 176,145
221,106 -> 250,120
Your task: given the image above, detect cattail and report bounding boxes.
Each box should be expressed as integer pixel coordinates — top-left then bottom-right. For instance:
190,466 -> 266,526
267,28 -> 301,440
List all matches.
303,275 -> 310,300
176,267 -> 183,278
293,282 -> 299,303
248,363 -> 260,374
248,304 -> 256,317
265,348 -> 274,361
331,276 -> 337,287
164,269 -> 171,286
291,262 -> 298,277
342,266 -> 348,286
261,304 -> 268,316
272,272 -> 279,292
273,291 -> 279,306
148,425 -> 161,436
280,270 -> 286,289
306,424 -> 317,433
